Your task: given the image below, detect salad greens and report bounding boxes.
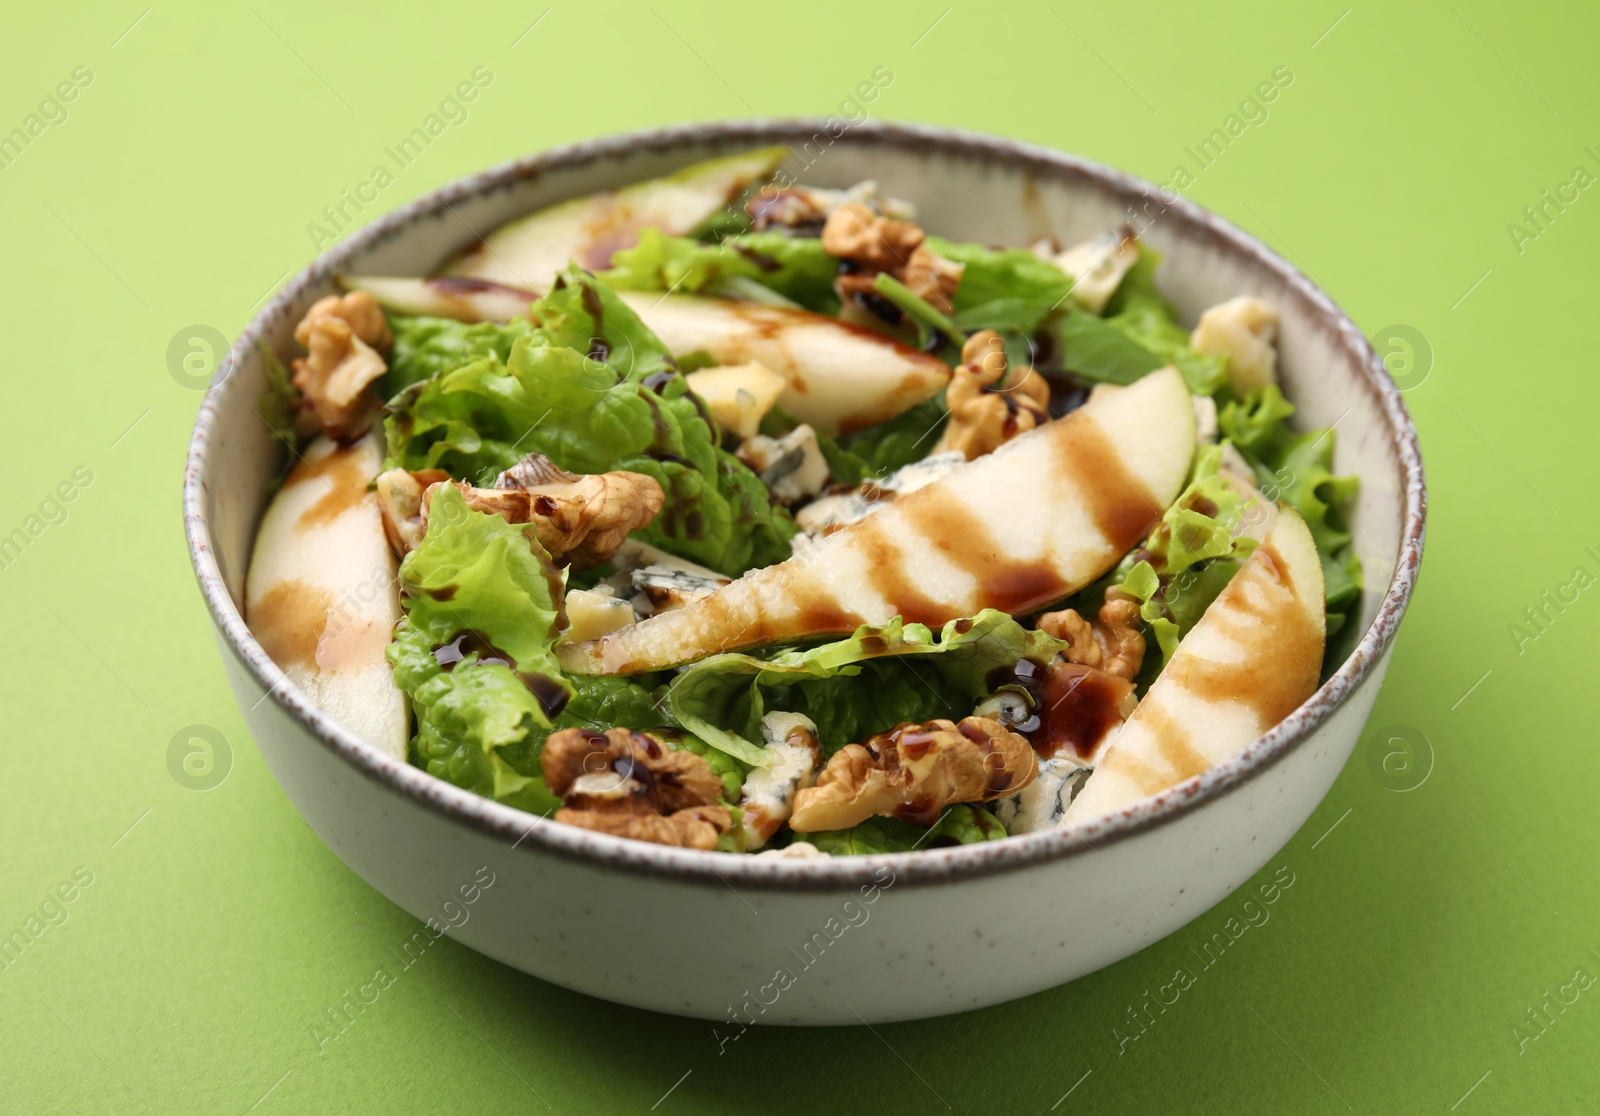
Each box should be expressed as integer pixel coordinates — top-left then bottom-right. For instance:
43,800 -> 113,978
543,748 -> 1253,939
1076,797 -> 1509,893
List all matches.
922,235 -> 1074,335
1057,246 -> 1228,396
667,611 -> 1067,765
602,228 -> 840,313
1112,444 -> 1259,668
385,267 -> 796,575
806,805 -> 1007,856
262,154 -> 1366,854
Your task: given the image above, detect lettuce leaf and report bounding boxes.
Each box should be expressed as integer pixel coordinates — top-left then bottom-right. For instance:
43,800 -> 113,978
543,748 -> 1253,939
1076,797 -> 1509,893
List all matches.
806,805 -> 1006,855
383,315 -> 530,399
602,228 -> 839,313
385,268 -> 796,575
1219,386 -> 1363,634
387,489 -> 695,808
666,610 -> 1066,764
1111,444 -> 1260,668
398,484 -> 567,675
386,487 -> 570,813
834,394 -> 948,478
924,236 -> 1073,334
1056,246 -> 1227,396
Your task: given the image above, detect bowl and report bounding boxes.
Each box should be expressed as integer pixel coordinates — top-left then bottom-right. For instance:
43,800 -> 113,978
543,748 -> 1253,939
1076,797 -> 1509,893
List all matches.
184,120 -> 1425,1025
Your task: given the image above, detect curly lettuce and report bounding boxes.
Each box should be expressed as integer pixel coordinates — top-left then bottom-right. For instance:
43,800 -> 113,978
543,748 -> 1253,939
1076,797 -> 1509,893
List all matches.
806,806 -> 1006,855
385,268 -> 796,575
388,485 -> 685,809
386,484 -> 569,812
601,228 -> 839,313
382,315 -> 531,399
1110,444 -> 1260,670
666,610 -> 1067,765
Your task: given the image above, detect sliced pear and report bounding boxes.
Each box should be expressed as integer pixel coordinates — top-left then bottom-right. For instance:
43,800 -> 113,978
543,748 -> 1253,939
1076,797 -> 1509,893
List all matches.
337,274 -> 537,323
338,277 -> 949,437
441,147 -> 787,289
558,367 -> 1195,674
1062,505 -> 1326,825
245,433 -> 408,758
617,293 -> 951,436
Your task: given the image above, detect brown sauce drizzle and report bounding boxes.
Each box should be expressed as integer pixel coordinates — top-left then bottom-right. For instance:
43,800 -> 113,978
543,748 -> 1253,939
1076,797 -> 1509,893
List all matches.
1052,419 -> 1164,552
987,658 -> 1131,760
286,445 -> 374,530
433,629 -> 571,717
249,580 -> 333,669
1177,542 -> 1321,730
1137,699 -> 1210,784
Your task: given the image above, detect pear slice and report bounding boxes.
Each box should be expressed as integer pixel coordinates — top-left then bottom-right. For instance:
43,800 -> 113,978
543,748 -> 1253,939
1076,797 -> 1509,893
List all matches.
557,367 -> 1195,675
245,433 -> 408,758
1061,505 -> 1326,825
616,292 -> 950,436
441,147 -> 787,290
337,274 -> 536,323
339,275 -> 953,437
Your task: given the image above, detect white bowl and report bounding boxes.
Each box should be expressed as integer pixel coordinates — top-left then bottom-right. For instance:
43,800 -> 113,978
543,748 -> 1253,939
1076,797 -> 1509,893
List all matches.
184,121 -> 1425,1025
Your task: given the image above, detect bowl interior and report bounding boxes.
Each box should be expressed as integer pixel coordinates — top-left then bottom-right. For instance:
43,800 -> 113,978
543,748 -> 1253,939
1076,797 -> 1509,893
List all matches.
188,120 -> 1421,870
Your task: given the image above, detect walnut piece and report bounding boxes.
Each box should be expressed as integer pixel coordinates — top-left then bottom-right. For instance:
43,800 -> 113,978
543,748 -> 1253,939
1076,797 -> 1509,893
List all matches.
899,244 -> 965,315
382,455 -> 663,569
541,728 -> 731,850
933,330 -> 1052,461
789,716 -> 1036,832
1037,592 -> 1147,681
821,201 -> 924,270
820,202 -> 965,324
290,292 -> 394,439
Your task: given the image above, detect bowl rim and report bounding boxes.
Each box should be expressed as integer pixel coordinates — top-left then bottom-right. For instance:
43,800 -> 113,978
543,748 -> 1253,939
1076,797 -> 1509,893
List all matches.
184,118 -> 1426,893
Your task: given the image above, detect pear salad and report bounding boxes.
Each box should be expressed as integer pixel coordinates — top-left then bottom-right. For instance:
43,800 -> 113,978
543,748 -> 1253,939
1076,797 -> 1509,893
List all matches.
246,148 -> 1360,856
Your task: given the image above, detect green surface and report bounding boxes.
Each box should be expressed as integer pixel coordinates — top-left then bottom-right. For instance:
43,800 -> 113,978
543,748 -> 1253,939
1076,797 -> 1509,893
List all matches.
2,0 -> 1595,1111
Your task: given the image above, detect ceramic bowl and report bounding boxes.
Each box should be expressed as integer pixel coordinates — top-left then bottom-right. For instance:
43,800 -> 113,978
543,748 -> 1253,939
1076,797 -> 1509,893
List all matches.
184,120 -> 1425,1025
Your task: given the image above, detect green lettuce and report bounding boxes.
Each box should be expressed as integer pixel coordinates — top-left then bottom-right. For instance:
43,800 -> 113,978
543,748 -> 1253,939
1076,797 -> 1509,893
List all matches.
666,610 -> 1067,765
382,315 -> 531,399
386,485 -> 570,812
388,487 -> 696,808
397,484 -> 567,675
1057,247 -> 1227,396
834,394 -> 949,478
1110,444 -> 1260,668
602,228 -> 839,313
1219,385 -> 1362,635
924,236 -> 1073,334
385,268 -> 796,574
871,272 -> 964,351
806,805 -> 1006,855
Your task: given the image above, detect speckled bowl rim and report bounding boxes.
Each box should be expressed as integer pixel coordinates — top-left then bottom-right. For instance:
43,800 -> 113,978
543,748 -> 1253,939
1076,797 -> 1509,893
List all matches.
185,119 -> 1425,894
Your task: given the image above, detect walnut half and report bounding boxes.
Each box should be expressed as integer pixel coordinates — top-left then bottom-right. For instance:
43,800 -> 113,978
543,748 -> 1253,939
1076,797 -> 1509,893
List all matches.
540,728 -> 732,850
377,454 -> 665,569
291,292 -> 393,440
933,330 -> 1052,461
1038,591 -> 1147,682
789,716 -> 1037,833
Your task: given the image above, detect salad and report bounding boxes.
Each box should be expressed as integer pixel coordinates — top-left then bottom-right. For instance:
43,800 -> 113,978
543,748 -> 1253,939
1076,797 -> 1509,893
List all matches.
245,147 -> 1358,856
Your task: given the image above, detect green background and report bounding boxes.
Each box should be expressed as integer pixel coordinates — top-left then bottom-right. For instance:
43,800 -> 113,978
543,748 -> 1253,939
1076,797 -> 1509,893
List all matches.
1,0 -> 1594,1111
